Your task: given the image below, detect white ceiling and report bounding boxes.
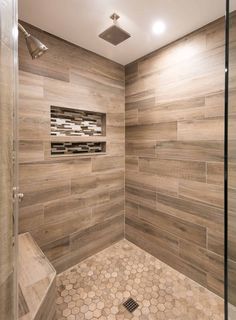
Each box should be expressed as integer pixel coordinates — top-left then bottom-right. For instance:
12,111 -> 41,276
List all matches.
19,0 -> 228,65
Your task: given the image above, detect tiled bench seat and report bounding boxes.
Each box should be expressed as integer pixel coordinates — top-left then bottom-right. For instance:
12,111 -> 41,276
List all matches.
18,233 -> 56,320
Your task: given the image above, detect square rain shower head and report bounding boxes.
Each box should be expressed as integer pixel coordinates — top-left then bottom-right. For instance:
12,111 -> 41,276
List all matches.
99,13 -> 131,46
99,25 -> 130,46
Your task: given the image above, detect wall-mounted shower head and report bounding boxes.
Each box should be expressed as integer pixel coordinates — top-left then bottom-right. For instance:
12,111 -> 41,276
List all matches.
18,23 -> 48,59
99,13 -> 131,46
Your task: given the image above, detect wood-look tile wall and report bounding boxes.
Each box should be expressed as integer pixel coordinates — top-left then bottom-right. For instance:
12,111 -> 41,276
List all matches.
125,17 -> 226,297
18,22 -> 125,273
228,11 -> 236,306
0,1 -> 17,319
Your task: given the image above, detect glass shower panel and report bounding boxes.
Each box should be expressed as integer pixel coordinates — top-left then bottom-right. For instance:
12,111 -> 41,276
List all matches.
228,0 -> 236,319
0,0 -> 18,319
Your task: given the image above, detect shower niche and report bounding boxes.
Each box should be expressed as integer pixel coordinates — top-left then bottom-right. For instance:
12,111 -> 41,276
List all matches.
50,106 -> 106,156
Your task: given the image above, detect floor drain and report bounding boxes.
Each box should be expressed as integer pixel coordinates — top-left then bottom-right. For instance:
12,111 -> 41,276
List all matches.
123,298 -> 139,313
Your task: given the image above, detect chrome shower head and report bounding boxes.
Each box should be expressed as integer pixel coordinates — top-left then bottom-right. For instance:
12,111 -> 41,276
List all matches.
99,13 -> 131,46
25,34 -> 48,59
18,23 -> 48,59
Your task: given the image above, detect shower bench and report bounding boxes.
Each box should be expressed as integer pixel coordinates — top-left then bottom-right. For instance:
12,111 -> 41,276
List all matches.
18,232 -> 56,320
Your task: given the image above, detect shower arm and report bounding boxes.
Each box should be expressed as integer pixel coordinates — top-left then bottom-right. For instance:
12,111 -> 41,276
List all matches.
18,23 -> 30,38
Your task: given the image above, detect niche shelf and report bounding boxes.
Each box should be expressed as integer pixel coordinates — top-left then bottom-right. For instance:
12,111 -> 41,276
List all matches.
51,141 -> 106,155
50,106 -> 106,156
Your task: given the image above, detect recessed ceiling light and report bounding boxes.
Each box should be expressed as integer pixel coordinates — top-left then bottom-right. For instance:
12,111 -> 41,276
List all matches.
152,21 -> 166,35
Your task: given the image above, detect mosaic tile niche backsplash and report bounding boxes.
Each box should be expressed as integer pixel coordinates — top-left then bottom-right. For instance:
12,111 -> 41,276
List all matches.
51,141 -> 106,155
50,106 -> 106,156
51,106 -> 105,137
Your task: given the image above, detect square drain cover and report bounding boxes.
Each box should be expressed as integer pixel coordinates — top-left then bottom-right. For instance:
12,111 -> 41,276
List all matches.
123,298 -> 139,313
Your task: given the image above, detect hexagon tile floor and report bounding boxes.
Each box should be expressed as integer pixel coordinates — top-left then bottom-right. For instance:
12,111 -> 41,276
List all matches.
56,240 -> 224,320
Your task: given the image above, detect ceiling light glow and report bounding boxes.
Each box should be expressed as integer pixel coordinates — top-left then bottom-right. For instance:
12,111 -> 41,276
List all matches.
152,21 -> 166,35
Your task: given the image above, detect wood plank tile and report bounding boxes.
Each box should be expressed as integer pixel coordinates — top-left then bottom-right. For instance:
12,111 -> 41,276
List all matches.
96,170 -> 124,191
126,171 -> 179,197
125,109 -> 138,126
229,115 -> 236,141
228,259 -> 236,305
18,20 -> 125,275
125,217 -> 179,255
43,193 -> 107,225
207,162 -> 224,185
125,156 -> 139,171
19,204 -> 44,233
179,180 -> 224,208
19,161 -> 71,184
126,171 -> 157,192
19,70 -> 44,100
69,48 -> 124,84
37,207 -> 92,246
125,200 -> 139,219
207,273 -> 224,297
206,18 -> 225,49
179,241 -> 224,277
156,192 -> 224,228
69,158 -> 92,177
124,16 -> 225,297
106,126 -> 124,141
205,91 -> 224,118
228,208 -> 236,261
229,188 -> 236,216
71,175 -> 97,194
19,99 -> 49,140
138,97 -> 156,110
126,122 -> 177,141
53,216 -> 123,273
139,205 -> 207,247
19,140 -> 45,163
125,140 -> 156,157
125,62 -> 138,80
70,215 -> 124,260
107,112 -> 124,127
125,186 -> 156,209
92,156 -> 124,172
19,26 -> 70,82
44,77 -> 108,113
125,88 -> 155,104
70,69 -> 124,95
138,96 -> 205,125
20,178 -> 71,207
156,140 -> 224,162
41,236 -> 70,262
208,228 -> 224,256
139,157 -> 206,182
92,199 -> 124,224
70,64 -> 124,90
126,218 -> 207,287
177,118 -> 224,141
106,141 -> 124,156
125,78 -> 154,102
138,30 -> 207,77
229,163 -> 236,189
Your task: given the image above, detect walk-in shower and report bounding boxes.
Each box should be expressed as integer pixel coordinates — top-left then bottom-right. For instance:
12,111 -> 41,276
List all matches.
0,0 -> 236,319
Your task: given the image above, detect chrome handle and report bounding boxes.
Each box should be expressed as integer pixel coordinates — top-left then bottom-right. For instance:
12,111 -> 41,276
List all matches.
12,187 -> 24,202
18,193 -> 24,202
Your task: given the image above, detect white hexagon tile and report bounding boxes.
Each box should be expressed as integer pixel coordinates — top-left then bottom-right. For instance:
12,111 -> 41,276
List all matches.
56,240 -> 224,320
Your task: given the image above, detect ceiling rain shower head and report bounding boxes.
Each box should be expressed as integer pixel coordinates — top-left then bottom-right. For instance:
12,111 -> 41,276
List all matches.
99,13 -> 131,46
18,23 -> 48,59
